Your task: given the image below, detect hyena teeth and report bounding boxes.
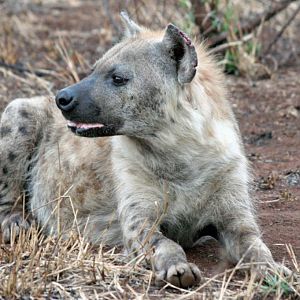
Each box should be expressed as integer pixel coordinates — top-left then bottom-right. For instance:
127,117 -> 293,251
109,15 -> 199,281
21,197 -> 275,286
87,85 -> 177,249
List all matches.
77,123 -> 104,129
67,121 -> 77,127
67,121 -> 104,129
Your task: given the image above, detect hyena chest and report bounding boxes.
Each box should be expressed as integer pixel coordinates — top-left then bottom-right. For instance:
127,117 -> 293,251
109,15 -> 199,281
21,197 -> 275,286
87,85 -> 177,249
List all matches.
145,153 -> 200,184
159,186 -> 207,248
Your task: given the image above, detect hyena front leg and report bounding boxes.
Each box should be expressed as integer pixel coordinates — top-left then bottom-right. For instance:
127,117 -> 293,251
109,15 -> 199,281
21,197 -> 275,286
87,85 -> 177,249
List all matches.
217,205 -> 291,276
116,174 -> 201,288
0,96 -> 53,242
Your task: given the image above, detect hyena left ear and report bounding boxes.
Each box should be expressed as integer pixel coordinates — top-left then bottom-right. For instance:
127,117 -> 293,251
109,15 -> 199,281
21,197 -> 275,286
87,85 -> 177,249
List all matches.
120,11 -> 142,38
162,24 -> 198,84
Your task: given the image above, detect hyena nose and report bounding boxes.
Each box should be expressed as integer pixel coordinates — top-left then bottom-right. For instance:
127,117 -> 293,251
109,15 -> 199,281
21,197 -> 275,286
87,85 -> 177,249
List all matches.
55,89 -> 77,112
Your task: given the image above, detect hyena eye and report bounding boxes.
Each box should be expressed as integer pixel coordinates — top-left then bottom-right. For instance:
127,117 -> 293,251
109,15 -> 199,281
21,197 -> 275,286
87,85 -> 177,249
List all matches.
112,75 -> 129,86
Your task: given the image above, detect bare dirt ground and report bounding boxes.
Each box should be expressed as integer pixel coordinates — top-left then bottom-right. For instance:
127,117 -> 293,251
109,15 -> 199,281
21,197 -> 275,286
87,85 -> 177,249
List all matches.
0,1 -> 299,298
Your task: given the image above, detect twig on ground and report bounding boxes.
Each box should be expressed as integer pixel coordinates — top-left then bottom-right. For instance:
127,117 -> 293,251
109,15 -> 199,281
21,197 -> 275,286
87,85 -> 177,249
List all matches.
0,67 -> 53,95
0,61 -> 57,77
263,1 -> 300,56
209,34 -> 253,54
209,0 -> 299,47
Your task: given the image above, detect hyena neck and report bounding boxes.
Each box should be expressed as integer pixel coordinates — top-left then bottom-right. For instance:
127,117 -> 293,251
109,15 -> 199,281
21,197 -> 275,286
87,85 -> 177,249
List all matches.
122,102 -> 244,183
116,74 -> 244,183
150,85 -> 242,160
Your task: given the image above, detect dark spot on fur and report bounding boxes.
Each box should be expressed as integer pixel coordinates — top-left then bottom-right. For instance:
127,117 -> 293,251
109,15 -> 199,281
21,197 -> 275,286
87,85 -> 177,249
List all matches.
2,166 -> 8,175
129,223 -> 138,232
130,215 -> 139,224
128,202 -> 137,209
170,118 -> 175,123
20,109 -> 30,119
19,126 -> 28,135
127,238 -> 133,249
151,235 -> 163,248
8,152 -> 16,161
63,161 -> 70,171
0,126 -> 12,137
149,133 -> 158,138
0,182 -> 8,196
145,89 -> 163,112
45,131 -> 51,143
0,190 -> 8,198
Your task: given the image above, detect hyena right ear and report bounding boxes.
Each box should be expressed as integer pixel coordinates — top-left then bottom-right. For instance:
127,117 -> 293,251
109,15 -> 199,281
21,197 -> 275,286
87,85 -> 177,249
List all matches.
162,24 -> 198,84
120,11 -> 142,38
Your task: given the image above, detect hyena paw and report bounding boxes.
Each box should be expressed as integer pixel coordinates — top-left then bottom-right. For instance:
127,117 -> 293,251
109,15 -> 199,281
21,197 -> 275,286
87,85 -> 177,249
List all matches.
272,263 -> 292,277
1,212 -> 31,243
155,262 -> 201,288
252,261 -> 292,279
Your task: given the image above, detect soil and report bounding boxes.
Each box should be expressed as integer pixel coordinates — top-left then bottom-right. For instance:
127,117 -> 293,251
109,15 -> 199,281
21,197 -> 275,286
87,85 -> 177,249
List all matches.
0,1 -> 299,277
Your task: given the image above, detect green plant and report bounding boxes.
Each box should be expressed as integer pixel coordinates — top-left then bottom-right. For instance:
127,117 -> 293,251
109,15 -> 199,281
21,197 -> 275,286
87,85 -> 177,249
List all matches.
245,40 -> 261,57
179,0 -> 191,9
224,49 -> 239,75
222,4 -> 235,33
260,274 -> 294,297
178,0 -> 195,35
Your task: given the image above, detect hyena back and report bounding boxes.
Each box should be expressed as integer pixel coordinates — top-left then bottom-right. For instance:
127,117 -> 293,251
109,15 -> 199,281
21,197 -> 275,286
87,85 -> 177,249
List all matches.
0,13 -> 286,287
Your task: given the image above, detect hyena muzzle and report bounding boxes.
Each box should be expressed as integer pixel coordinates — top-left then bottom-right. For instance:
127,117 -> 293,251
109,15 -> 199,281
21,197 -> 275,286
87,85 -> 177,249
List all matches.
0,12 -> 291,288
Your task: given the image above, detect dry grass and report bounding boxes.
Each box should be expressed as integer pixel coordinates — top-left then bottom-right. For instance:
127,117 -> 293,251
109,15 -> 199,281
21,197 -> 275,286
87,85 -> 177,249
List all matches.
0,0 -> 300,299
0,225 -> 299,299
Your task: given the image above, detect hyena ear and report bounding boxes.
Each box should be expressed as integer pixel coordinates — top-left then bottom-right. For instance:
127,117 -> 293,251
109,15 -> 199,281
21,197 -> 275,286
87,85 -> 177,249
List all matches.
162,24 -> 198,84
120,11 -> 142,38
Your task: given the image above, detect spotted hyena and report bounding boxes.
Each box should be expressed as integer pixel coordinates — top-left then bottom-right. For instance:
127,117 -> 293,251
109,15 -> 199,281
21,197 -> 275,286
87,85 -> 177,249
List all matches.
0,12 -> 289,287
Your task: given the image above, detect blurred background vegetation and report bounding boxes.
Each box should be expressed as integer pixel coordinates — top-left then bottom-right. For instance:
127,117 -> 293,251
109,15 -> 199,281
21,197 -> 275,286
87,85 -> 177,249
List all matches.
0,0 -> 299,97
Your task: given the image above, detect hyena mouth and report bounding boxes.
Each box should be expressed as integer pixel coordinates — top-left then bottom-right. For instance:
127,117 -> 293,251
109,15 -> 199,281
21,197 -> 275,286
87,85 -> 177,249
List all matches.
67,121 -> 118,137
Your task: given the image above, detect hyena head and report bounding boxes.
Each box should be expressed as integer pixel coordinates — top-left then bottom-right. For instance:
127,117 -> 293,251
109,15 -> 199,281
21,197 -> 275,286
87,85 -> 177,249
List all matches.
55,12 -> 197,138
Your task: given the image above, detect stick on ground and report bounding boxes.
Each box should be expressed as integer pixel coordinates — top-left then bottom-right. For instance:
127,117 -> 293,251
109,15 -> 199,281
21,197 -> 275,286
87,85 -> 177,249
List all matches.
263,1 -> 300,56
208,0 -> 299,47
